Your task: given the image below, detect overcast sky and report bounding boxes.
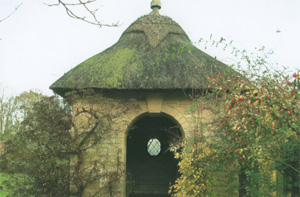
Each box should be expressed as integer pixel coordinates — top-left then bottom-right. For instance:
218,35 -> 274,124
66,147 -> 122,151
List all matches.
1,0 -> 299,96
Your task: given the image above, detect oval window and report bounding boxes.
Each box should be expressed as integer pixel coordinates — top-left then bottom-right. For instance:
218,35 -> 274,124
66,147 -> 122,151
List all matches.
147,138 -> 161,156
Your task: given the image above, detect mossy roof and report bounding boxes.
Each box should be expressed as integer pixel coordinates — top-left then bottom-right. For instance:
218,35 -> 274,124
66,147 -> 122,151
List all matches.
50,10 -> 238,95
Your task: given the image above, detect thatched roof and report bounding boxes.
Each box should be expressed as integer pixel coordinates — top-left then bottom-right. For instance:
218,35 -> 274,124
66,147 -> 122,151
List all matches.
50,9 -> 236,96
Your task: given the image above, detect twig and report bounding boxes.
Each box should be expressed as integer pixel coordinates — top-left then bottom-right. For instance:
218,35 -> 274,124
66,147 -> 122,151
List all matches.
262,157 -> 300,173
0,3 -> 23,23
44,0 -> 119,27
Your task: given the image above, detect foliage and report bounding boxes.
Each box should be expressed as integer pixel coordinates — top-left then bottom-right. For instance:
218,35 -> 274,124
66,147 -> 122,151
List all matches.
171,40 -> 300,196
1,93 -> 72,196
0,89 -> 17,137
169,142 -> 217,196
0,89 -> 44,139
0,173 -> 11,196
1,89 -> 131,196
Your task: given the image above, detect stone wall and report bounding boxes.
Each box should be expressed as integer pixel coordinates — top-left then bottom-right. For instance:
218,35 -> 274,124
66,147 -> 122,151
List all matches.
70,90 -> 226,196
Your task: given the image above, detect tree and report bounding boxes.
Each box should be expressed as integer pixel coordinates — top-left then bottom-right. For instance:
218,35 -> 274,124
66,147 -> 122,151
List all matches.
1,90 -> 132,196
170,40 -> 300,196
0,88 -> 44,140
0,88 -> 17,137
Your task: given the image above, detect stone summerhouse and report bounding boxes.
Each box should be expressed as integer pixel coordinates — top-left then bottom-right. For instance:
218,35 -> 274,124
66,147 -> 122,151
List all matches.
50,1 -> 237,196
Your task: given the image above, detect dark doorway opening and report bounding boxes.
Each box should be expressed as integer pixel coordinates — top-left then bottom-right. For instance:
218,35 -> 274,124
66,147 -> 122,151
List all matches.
126,115 -> 182,197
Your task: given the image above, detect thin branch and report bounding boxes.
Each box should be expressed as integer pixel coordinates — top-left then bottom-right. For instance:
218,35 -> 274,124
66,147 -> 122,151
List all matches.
262,157 -> 300,173
46,0 -> 95,6
45,0 -> 119,27
0,3 -> 23,23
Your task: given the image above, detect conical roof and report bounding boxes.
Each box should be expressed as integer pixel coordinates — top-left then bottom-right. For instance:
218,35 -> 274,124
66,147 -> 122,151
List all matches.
50,6 -> 236,96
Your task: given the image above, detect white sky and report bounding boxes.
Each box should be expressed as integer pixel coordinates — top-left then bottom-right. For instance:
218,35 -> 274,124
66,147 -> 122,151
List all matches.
1,0 -> 299,96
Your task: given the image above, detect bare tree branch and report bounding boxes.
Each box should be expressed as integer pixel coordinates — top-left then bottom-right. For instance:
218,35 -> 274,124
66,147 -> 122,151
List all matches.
45,0 -> 119,27
0,3 -> 23,23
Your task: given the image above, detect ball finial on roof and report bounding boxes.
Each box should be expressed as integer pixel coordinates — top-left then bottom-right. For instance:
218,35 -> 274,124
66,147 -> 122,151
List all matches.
151,0 -> 161,10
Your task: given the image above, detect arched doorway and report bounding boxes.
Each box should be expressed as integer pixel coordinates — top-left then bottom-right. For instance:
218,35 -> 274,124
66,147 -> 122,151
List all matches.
126,114 -> 182,197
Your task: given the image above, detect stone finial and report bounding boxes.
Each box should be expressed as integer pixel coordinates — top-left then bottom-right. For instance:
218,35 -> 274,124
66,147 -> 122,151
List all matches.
151,0 -> 161,10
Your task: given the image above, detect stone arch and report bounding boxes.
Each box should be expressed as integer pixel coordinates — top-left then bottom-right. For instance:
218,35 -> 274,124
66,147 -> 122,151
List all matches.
125,111 -> 185,138
125,112 -> 184,196
161,106 -> 190,135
